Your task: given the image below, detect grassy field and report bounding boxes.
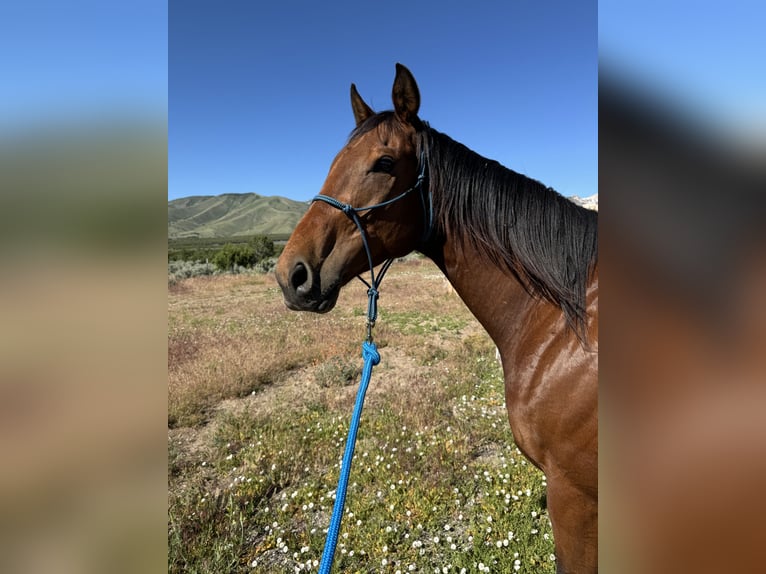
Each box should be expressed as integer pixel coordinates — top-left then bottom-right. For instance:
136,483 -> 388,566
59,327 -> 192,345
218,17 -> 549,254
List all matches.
168,257 -> 555,573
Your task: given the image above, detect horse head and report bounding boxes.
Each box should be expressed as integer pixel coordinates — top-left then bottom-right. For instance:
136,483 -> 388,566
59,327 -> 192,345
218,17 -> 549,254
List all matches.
276,64 -> 429,312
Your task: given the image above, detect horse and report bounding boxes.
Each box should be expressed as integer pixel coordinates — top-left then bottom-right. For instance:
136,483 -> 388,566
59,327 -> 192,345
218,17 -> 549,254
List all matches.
276,64 -> 598,574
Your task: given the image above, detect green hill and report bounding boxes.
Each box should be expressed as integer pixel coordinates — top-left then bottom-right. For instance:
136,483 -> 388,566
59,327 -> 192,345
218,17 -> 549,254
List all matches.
168,193 -> 308,239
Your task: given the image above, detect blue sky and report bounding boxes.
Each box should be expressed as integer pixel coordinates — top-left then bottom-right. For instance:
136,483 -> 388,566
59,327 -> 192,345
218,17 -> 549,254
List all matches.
0,1 -> 167,130
169,1 -> 598,201
4,2 -> 759,203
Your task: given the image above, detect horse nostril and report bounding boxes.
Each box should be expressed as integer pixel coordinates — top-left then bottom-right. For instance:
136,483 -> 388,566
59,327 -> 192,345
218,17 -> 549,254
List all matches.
290,261 -> 310,294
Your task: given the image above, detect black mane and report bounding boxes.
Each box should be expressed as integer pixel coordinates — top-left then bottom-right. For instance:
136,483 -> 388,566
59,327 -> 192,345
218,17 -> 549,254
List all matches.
349,112 -> 598,339
421,126 -> 598,340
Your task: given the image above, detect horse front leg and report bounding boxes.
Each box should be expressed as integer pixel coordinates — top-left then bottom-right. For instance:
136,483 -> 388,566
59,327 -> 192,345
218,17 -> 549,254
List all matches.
547,475 -> 598,574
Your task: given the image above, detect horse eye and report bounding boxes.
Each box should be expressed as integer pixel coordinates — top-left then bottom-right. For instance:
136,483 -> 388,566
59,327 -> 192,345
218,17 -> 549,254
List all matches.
372,156 -> 394,173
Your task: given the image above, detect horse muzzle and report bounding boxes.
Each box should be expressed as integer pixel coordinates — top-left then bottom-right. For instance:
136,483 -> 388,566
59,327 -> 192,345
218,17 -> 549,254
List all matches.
276,257 -> 339,313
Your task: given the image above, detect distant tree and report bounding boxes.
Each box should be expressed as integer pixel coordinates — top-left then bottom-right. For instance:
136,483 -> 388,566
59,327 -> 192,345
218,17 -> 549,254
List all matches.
213,243 -> 256,271
249,235 -> 275,261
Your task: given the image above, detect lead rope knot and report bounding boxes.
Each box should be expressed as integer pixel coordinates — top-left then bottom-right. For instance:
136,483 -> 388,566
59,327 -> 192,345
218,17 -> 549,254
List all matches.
361,339 -> 380,365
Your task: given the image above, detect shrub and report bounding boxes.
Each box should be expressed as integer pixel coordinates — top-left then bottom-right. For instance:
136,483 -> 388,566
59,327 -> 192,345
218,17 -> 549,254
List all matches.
168,260 -> 217,282
212,243 -> 255,271
212,236 -> 276,272
314,356 -> 362,388
249,235 -> 275,262
255,257 -> 276,273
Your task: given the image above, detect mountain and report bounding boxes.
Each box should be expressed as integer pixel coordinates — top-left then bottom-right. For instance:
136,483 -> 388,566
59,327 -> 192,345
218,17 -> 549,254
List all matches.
569,194 -> 598,211
168,193 -> 308,238
169,191 -> 598,240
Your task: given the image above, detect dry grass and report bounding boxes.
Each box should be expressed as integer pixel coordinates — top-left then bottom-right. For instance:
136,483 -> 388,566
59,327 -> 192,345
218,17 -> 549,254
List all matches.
168,273 -> 358,427
168,258 -> 555,573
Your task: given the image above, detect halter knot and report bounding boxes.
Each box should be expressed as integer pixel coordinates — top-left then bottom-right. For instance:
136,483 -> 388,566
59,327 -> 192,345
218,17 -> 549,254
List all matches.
366,286 -> 380,327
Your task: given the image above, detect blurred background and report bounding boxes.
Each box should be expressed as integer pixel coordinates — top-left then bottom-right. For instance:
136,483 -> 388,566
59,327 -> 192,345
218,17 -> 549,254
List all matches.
0,1 -> 167,572
600,1 -> 766,572
1,0 -> 763,572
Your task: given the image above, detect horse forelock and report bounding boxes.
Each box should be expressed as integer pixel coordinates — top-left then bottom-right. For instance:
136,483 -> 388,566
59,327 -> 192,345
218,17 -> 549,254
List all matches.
347,111 -> 409,144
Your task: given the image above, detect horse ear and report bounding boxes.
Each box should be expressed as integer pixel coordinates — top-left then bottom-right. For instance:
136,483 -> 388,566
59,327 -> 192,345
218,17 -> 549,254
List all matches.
350,83 -> 374,127
392,63 -> 420,125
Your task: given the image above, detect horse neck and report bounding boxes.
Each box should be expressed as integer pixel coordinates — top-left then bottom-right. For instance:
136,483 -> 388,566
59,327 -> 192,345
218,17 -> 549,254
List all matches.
423,237 -> 544,356
417,128 -> 598,353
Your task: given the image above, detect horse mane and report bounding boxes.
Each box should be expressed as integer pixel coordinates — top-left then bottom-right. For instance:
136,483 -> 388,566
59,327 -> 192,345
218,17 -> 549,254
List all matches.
349,112 -> 598,340
421,125 -> 598,340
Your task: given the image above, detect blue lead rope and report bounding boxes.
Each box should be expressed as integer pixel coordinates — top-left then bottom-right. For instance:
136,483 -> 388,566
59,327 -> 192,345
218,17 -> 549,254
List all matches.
312,150 -> 430,572
318,340 -> 380,574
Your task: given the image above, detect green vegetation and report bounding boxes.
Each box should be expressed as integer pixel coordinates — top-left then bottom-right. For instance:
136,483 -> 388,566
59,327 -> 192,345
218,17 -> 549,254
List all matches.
168,235 -> 286,264
168,235 -> 281,284
168,260 -> 555,573
212,237 -> 275,271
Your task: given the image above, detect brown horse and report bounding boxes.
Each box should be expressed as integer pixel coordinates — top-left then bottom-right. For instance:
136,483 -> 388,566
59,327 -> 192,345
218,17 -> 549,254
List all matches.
276,64 -> 598,574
